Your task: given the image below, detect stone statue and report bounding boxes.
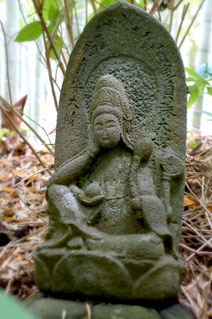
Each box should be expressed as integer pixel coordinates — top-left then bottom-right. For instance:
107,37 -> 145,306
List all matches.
31,2 -> 193,318
34,74 -> 184,301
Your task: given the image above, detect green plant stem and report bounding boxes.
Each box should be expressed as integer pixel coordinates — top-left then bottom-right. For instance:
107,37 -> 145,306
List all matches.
50,8 -> 65,43
32,0 -> 66,75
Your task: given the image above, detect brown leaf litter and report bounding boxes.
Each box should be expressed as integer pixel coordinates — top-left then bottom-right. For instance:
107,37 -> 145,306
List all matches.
0,136 -> 211,318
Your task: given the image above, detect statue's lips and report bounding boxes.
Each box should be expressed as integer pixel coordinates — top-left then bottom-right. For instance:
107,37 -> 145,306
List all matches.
101,137 -> 110,142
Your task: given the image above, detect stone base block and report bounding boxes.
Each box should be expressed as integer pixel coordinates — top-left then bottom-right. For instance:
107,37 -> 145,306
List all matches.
26,294 -> 195,319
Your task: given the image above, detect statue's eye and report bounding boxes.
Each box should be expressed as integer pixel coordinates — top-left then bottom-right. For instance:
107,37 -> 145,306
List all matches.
94,123 -> 103,130
95,127 -> 103,133
106,121 -> 116,128
107,125 -> 116,129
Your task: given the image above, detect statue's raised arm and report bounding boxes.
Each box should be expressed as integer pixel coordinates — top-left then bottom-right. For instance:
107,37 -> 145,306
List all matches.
48,141 -> 99,186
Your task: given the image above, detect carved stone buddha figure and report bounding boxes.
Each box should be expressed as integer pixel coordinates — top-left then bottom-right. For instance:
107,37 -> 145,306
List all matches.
34,75 -> 183,301
27,2 -> 190,318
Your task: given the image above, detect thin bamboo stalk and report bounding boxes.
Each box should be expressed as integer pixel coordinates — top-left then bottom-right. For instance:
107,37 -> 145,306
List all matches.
150,0 -> 163,15
179,0 -> 206,49
74,3 -> 80,35
0,21 -> 12,104
175,3 -> 189,44
90,0 -> 97,14
156,1 -> 161,21
85,0 -> 88,24
169,0 -> 174,33
64,0 -> 75,49
143,0 -> 147,11
42,33 -> 59,111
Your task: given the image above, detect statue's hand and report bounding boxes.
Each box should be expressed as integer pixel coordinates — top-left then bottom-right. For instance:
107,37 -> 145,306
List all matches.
130,197 -> 142,210
133,137 -> 153,162
79,182 -> 104,206
78,194 -> 104,206
87,126 -> 100,158
70,183 -> 104,207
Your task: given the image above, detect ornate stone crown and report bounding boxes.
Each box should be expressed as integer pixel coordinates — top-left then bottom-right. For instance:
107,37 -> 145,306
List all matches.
89,74 -> 132,124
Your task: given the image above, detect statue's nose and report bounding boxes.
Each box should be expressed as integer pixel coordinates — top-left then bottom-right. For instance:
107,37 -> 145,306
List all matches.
103,127 -> 108,137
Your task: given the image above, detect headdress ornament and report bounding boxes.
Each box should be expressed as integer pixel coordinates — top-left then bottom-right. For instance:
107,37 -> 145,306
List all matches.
89,75 -> 132,123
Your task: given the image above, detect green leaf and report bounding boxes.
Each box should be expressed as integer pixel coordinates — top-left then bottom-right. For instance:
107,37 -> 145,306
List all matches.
69,0 -> 76,11
15,21 -> 42,42
98,0 -> 116,11
185,67 -> 202,80
186,77 -> 195,82
187,85 -> 199,108
42,0 -> 58,21
138,0 -> 151,9
47,24 -> 54,34
88,12 -> 95,21
48,35 -> 63,59
207,86 -> 212,96
201,110 -> 212,117
42,0 -> 50,21
48,5 -> 59,25
189,141 -> 197,148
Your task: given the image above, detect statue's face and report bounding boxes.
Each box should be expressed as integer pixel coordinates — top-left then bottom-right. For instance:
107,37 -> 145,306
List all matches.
93,113 -> 121,149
